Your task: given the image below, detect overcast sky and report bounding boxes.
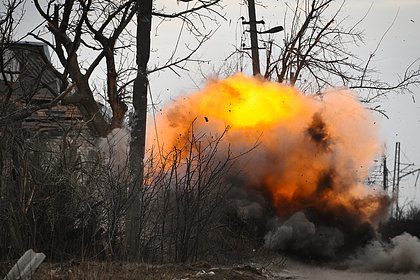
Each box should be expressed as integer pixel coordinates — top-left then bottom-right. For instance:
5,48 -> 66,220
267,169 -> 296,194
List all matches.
15,0 -> 420,206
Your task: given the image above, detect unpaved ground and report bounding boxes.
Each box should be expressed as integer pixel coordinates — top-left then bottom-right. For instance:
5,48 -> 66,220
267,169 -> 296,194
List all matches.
31,261 -> 278,280
283,259 -> 420,280
3,257 -> 420,279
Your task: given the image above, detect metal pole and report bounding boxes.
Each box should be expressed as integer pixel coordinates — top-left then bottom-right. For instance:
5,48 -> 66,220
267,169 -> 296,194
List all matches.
383,155 -> 388,191
392,142 -> 401,219
396,142 -> 401,217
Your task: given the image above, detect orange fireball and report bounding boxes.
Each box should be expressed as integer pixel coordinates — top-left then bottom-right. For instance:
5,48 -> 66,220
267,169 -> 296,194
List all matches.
150,73 -> 390,226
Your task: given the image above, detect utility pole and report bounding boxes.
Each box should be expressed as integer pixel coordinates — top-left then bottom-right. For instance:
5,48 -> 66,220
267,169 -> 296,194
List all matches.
392,142 -> 401,219
383,155 -> 388,191
388,142 -> 420,219
243,0 -> 262,76
242,1 -> 283,76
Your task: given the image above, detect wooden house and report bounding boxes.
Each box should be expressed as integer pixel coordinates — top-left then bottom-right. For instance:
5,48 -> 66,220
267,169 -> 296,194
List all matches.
0,42 -> 92,140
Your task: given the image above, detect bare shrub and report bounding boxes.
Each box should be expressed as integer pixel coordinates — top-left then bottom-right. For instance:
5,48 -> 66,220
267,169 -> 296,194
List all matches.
380,204 -> 420,241
0,118 -> 253,263
133,125 -> 251,263
0,121 -> 132,261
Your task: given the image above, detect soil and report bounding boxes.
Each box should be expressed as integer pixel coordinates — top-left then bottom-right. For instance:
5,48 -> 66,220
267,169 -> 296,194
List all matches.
31,261 -> 284,280
2,254 -> 420,279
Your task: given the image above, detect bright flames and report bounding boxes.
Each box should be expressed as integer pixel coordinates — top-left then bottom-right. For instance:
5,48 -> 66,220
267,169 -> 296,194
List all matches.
195,74 -> 310,129
150,73 -> 390,227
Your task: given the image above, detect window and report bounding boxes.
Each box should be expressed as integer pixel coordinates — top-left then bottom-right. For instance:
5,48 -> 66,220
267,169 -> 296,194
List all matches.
1,49 -> 20,82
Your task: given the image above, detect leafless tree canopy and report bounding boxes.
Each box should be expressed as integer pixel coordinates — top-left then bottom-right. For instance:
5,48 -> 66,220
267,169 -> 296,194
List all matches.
26,0 -> 223,137
236,0 -> 420,115
1,0 -> 233,263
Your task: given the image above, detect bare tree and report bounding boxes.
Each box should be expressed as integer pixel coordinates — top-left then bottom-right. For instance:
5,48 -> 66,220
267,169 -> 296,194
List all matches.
132,123 -> 250,263
247,0 -> 420,114
0,0 -> 25,110
28,0 -> 223,260
127,0 -> 223,261
32,0 -> 137,136
29,0 -> 222,135
0,0 -> 25,48
124,0 -> 151,260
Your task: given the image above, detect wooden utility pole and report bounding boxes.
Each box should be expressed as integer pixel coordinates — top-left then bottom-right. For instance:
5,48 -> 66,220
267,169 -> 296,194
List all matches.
245,0 -> 261,76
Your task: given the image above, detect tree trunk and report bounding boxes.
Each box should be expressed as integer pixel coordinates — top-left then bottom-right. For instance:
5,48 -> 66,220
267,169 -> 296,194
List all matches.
126,0 -> 152,261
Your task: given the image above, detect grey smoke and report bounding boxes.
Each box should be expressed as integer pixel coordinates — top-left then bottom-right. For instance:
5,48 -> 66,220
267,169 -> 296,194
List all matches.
96,128 -> 130,172
265,212 -> 315,250
347,232 -> 420,273
235,200 -> 263,220
264,212 -> 344,259
228,186 -> 267,220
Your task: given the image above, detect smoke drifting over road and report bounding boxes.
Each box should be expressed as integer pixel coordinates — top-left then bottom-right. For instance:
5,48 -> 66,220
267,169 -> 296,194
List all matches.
148,74 -> 420,270
347,232 -> 420,273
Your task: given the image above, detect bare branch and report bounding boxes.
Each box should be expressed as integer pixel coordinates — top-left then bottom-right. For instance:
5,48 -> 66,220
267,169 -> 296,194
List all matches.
152,0 -> 222,19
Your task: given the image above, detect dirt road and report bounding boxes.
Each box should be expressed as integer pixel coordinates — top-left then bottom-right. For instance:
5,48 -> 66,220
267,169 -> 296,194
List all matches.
279,260 -> 420,280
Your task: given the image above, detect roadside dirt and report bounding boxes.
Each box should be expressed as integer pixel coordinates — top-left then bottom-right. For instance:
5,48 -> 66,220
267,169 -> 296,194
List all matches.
3,255 -> 420,279
31,261 -> 289,280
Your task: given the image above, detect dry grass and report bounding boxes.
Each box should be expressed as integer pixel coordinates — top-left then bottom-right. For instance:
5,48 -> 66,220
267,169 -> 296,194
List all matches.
1,248 -> 286,279
1,261 -> 274,280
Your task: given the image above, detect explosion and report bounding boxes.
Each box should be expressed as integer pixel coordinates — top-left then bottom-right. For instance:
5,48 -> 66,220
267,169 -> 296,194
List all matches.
150,73 -> 391,258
